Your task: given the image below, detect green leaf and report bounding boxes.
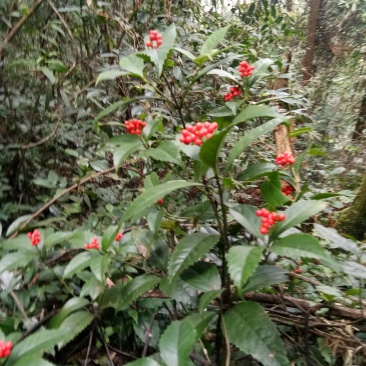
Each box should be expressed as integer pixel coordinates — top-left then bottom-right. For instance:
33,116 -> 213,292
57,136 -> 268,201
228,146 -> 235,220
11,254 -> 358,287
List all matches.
3,235 -> 38,253
119,54 -> 144,77
48,297 -> 89,329
247,58 -> 274,87
261,173 -> 289,208
272,200 -> 327,237
80,277 -> 103,300
207,68 -> 239,82
225,118 -> 285,174
156,23 -> 176,76
198,290 -> 223,314
40,66 -> 55,84
6,329 -> 70,362
144,141 -> 182,166
200,25 -> 230,55
233,105 -> 281,124
110,134 -> 144,169
159,320 -> 196,366
181,262 -> 221,291
183,312 -> 216,338
96,70 -> 130,84
313,223 -> 360,255
270,234 -> 328,260
90,160 -> 109,172
200,129 -> 229,168
125,358 -> 160,366
230,205 -> 261,237
90,255 -> 110,282
10,356 -> 56,366
0,251 -> 37,274
5,214 -> 32,236
102,225 -> 119,251
174,47 -> 196,60
62,251 -> 94,279
101,275 -> 161,310
243,265 -> 288,292
120,181 -> 201,224
168,233 -> 220,284
57,311 -> 94,348
238,163 -> 277,181
224,302 -> 290,366
228,246 -> 264,290
45,231 -> 73,248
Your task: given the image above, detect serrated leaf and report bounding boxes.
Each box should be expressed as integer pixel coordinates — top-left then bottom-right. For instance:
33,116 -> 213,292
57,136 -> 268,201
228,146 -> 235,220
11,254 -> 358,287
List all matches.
102,225 -> 119,251
168,233 -> 220,284
120,181 -> 201,224
181,262 -> 221,291
272,200 -> 327,238
198,290 -> 223,314
183,312 -> 216,338
159,320 -> 196,366
228,246 -> 264,289
119,54 -> 144,77
125,358 -> 160,366
200,129 -> 229,168
200,25 -> 229,55
6,329 -> 70,362
5,214 -> 32,236
80,277 -> 103,300
90,255 -> 110,282
0,251 -> 37,274
270,233 -> 327,260
45,231 -> 73,248
224,302 -> 290,366
230,205 -> 262,237
62,251 -> 94,279
243,265 -> 288,292
48,297 -> 90,329
225,118 -> 285,174
57,311 -> 94,348
96,70 -> 129,84
110,135 -> 144,169
101,275 -> 161,310
144,141 -> 182,166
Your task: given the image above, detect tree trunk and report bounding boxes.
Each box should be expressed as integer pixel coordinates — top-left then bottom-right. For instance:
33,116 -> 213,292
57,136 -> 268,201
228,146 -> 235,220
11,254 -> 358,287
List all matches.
337,174 -> 366,240
352,87 -> 366,141
302,0 -> 321,85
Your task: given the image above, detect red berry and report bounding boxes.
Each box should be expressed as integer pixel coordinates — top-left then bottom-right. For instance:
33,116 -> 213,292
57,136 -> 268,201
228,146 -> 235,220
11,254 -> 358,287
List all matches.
146,40 -> 152,48
260,227 -> 268,235
115,232 -> 123,241
256,209 -> 263,216
294,268 -> 302,274
194,138 -> 202,146
157,199 -> 164,205
277,213 -> 286,221
28,229 -> 41,246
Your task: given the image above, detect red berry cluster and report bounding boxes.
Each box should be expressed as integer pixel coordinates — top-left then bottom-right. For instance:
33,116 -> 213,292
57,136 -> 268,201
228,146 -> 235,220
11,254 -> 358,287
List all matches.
238,61 -> 255,77
179,121 -> 218,146
28,229 -> 41,246
0,340 -> 12,358
281,181 -> 295,196
85,237 -> 100,250
146,30 -> 162,49
157,199 -> 164,205
125,119 -> 146,135
275,152 -> 295,166
115,232 -> 124,241
256,208 -> 286,235
224,86 -> 242,101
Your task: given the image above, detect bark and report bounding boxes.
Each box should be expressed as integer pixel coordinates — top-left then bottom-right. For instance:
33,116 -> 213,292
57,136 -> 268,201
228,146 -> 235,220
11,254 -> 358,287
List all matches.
352,87 -> 366,141
337,174 -> 366,240
302,0 -> 321,85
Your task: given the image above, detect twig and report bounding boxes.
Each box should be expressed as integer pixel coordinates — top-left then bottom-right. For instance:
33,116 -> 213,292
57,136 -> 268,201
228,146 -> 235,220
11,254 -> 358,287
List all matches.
10,290 -> 28,320
84,323 -> 95,366
141,312 -> 156,357
21,107 -> 62,149
47,0 -> 74,40
0,0 -> 46,58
